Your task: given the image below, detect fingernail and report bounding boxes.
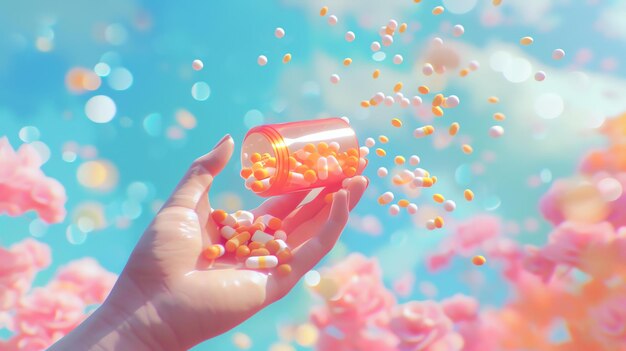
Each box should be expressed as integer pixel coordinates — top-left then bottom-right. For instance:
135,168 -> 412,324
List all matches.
214,134 -> 232,149
364,176 -> 370,187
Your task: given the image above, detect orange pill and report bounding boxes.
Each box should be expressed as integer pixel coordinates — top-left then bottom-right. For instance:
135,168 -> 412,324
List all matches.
492,0 -> 502,5
379,135 -> 389,144
283,53 -> 292,63
268,217 -> 282,231
343,58 -> 352,66
432,106 -> 444,117
211,209 -> 228,223
344,166 -> 357,177
398,199 -> 410,207
248,241 -> 264,250
304,143 -> 316,153
240,168 -> 253,179
472,255 -> 486,266
422,177 -> 434,187
434,216 -> 444,228
462,144 -> 473,154
393,82 -> 403,93
254,168 -> 270,180
361,100 -> 371,108
464,189 -> 474,201
266,240 -> 280,254
459,69 -> 469,77
432,94 -> 444,106
288,156 -> 298,169
324,193 -> 334,204
488,96 -> 499,104
251,162 -> 265,171
236,245 -> 251,258
303,169 -> 318,183
202,245 -> 224,260
320,6 -> 328,16
391,118 -> 403,127
347,148 -> 359,157
251,181 -> 265,192
449,122 -> 460,136
373,69 -> 380,79
394,156 -> 405,165
277,249 -> 293,263
375,148 -> 386,157
399,23 -> 407,33
432,176 -> 438,184
277,264 -> 292,276
250,153 -> 262,162
433,194 -> 445,203
432,6 -> 444,15
250,248 -> 271,256
418,85 -> 430,94
226,232 -> 251,252
265,157 -> 276,167
317,142 -> 329,154
493,112 -> 506,121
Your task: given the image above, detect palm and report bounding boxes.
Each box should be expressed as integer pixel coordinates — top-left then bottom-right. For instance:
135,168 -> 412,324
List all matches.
115,135 -> 367,349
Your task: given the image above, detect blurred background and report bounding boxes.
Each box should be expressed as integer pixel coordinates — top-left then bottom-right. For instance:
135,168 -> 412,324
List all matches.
2,0 -> 626,350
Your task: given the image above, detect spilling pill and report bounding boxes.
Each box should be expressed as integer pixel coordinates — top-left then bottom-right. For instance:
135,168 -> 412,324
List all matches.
464,189 -> 474,201
520,36 -> 534,45
393,55 -> 404,64
328,15 -> 338,25
391,118 -> 403,127
489,126 -> 504,138
378,191 -> 395,205
377,167 -> 388,177
472,255 -> 486,266
488,96 -> 499,104
345,31 -> 356,42
258,55 -> 268,66
330,74 -> 340,84
343,58 -> 352,66
283,53 -> 292,63
449,122 -> 460,136
371,41 -> 382,52
432,6 -> 444,15
443,200 -> 456,212
552,49 -> 565,60
382,34 -> 393,46
433,194 -> 445,203
493,112 -> 506,121
192,59 -> 203,71
320,6 -> 328,16
246,255 -> 278,269
389,204 -> 400,216
407,203 -> 418,214
418,85 -> 430,94
452,25 -> 464,37
423,63 -> 434,76
275,27 -> 285,38
462,144 -> 473,154
535,71 -> 546,81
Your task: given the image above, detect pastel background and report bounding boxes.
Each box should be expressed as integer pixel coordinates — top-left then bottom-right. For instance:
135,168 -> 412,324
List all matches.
2,0 -> 626,350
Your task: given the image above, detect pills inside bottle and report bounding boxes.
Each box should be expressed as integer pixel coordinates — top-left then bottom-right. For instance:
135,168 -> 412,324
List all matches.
241,118 -> 365,196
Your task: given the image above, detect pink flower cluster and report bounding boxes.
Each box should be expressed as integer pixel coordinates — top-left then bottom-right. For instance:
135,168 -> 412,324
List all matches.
0,239 -> 116,351
0,137 -> 67,224
310,254 -> 477,351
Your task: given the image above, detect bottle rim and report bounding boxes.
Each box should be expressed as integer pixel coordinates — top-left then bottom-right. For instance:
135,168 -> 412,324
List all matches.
243,125 -> 290,197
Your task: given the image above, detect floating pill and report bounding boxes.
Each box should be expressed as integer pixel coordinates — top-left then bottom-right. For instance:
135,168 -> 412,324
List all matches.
328,15 -> 338,25
434,216 -> 444,228
399,23 -> 408,33
443,200 -> 456,212
389,204 -> 400,216
552,49 -> 565,60
414,125 -> 435,138
534,71 -> 546,81
361,100 -> 371,108
444,95 -> 460,108
397,199 -> 410,208
282,53 -> 292,64
320,6 -> 328,16
418,85 -> 430,94
452,25 -> 464,37
469,60 -> 480,71
411,96 -> 423,106
382,34 -> 393,46
391,118 -> 403,127
365,137 -> 376,148
378,191 -> 395,205
409,155 -> 420,166
343,58 -> 352,66
423,63 -> 434,76
192,59 -> 203,71
277,264 -> 292,276
464,189 -> 474,201
371,41 -> 381,52
426,219 -> 436,230
393,82 -> 403,92
393,55 -> 403,64
493,112 -> 506,121
489,126 -> 504,138
520,36 -> 534,45
472,255 -> 486,266
359,146 -> 369,157
203,244 -> 225,260
345,31 -> 356,42
383,96 -> 394,106
377,167 -> 388,177
394,156 -> 406,165
414,168 -> 429,177
330,74 -> 340,84
379,135 -> 389,143
245,255 -> 278,269
432,6 -> 444,15
407,203 -> 418,214
433,194 -> 445,203
462,144 -> 473,154
258,55 -> 268,66
432,94 -> 444,107
488,96 -> 499,103
376,148 -> 386,157
275,27 -> 285,38
449,122 -> 460,136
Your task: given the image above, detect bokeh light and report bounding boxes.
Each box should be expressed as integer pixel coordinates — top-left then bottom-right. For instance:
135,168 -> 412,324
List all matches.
85,95 -> 116,123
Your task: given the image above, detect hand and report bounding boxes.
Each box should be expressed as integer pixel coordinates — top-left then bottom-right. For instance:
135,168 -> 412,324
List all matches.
49,134 -> 368,351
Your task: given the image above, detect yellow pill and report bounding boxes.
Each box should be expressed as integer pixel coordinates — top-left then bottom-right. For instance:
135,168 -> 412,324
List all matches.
375,148 -> 386,157
373,69 -> 380,79
459,69 -> 469,77
432,6 -> 444,15
492,0 -> 502,5
464,189 -> 474,201
394,156 -> 405,165
462,144 -> 473,154
434,216 -> 444,228
418,85 -> 430,94
493,112 -> 506,121
391,118 -> 403,127
361,100 -> 371,108
277,264 -> 292,276
432,94 -> 444,107
399,23 -> 408,33
393,82 -> 403,93
472,255 -> 486,266
379,135 -> 389,143
520,36 -> 534,46
398,199 -> 410,208
433,194 -> 445,203
449,122 -> 460,136
488,96 -> 499,103
320,6 -> 328,16
422,177 -> 434,187
432,175 -> 438,184
432,106 -> 444,117
343,58 -> 352,66
283,53 -> 292,63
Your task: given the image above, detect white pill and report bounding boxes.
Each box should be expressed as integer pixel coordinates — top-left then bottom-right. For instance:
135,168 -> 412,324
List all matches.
359,146 -> 370,157
257,55 -> 268,66
394,92 -> 404,103
327,155 -> 342,175
275,27 -> 285,39
340,116 -> 350,124
432,37 -> 444,46
329,141 -> 340,151
407,203 -> 418,214
423,63 -> 434,76
252,230 -> 274,244
192,59 -> 203,71
389,204 -> 400,216
220,226 -> 237,240
377,167 -> 388,177
489,126 -> 504,138
345,31 -> 356,42
382,35 -> 393,46
387,20 -> 398,30
409,155 -> 421,166
535,71 -> 546,81
426,219 -> 436,230
411,96 -> 423,106
317,157 -> 328,180
328,15 -> 338,25
469,60 -> 480,71
365,137 -> 376,148
400,98 -> 410,108
414,168 -> 428,177
444,95 -> 460,108
384,96 -> 395,106
245,255 -> 278,269
393,54 -> 403,64
452,25 -> 465,37
373,92 -> 385,104
552,49 -> 565,60
371,41 -> 381,52
330,74 -> 340,84
274,230 -> 287,241
443,200 -> 456,212
380,191 -> 394,204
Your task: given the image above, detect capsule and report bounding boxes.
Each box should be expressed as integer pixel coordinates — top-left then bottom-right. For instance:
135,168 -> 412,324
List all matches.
378,191 -> 395,205
414,125 -> 435,138
434,216 -> 444,228
202,244 -> 225,260
250,248 -> 271,256
245,255 -> 278,269
252,230 -> 274,244
462,144 -> 473,154
472,255 -> 486,266
433,194 -> 445,203
317,157 -> 329,180
226,232 -> 252,252
407,203 -> 418,214
464,189 -> 474,201
277,264 -> 292,275
389,204 -> 400,216
220,226 -> 237,240
449,122 -> 460,136
409,155 -> 420,166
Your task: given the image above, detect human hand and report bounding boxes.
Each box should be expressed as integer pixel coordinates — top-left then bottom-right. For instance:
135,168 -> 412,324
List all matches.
49,134 -> 368,351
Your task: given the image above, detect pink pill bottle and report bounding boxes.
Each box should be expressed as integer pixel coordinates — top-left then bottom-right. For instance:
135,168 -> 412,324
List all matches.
240,118 -> 364,197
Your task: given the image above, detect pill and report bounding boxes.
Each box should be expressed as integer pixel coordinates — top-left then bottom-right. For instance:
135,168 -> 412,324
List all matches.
226,232 -> 251,252
452,24 -> 464,37
240,168 -> 253,179
391,118 -> 403,127
418,85 -> 430,94
462,144 -> 473,154
399,23 -> 408,33
389,204 -> 400,216
277,264 -> 292,275
376,148 -> 386,157
250,248 -> 272,257
303,169 -> 318,183
493,112 -> 506,121
382,34 -> 393,46
443,200 -> 456,212
277,248 -> 293,263
377,167 -> 388,177
359,146 -> 370,157
317,157 -> 329,180
464,189 -> 474,201
256,55 -> 268,66
283,53 -> 292,63
326,156 -> 342,175
407,203 -> 418,214
373,69 -> 381,79
220,226 -> 237,240
411,96 -> 423,106
320,6 -> 328,16
393,54 -> 404,64
423,63 -> 434,76
236,245 -> 251,258
552,49 -> 565,60
275,27 -> 285,39
444,95 -> 460,108
329,141 -> 340,151
384,96 -> 394,106
192,59 -> 203,71
234,210 -> 254,224
393,82 -> 403,92
245,255 -> 278,269
371,41 -> 381,52
520,36 -> 534,45
345,31 -> 356,42
266,239 -> 288,254
409,155 -> 420,166
449,122 -> 460,136
469,60 -> 480,71
328,15 -> 338,25
414,125 -> 435,138
459,69 -> 469,77
248,241 -> 264,250
288,172 -> 308,186
378,192 -> 395,205
488,96 -> 499,103
426,219 -> 436,230
434,216 -> 444,228
414,168 -> 429,177
397,199 -> 410,208
361,100 -> 371,108
330,74 -> 340,84
202,244 -> 225,260
432,6 -> 444,15
343,58 -> 352,66
433,194 -> 445,203
489,126 -> 504,138
394,156 -> 405,165
535,71 -> 546,81
211,209 -> 228,223
472,255 -> 486,266
432,94 -> 444,107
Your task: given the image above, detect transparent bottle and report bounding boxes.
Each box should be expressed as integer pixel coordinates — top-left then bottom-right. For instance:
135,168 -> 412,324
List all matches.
240,118 -> 364,197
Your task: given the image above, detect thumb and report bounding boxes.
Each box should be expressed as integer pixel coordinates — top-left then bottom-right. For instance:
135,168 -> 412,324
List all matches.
163,134 -> 234,210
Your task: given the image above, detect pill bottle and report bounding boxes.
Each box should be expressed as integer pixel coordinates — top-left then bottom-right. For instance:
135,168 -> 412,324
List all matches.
240,118 -> 364,197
